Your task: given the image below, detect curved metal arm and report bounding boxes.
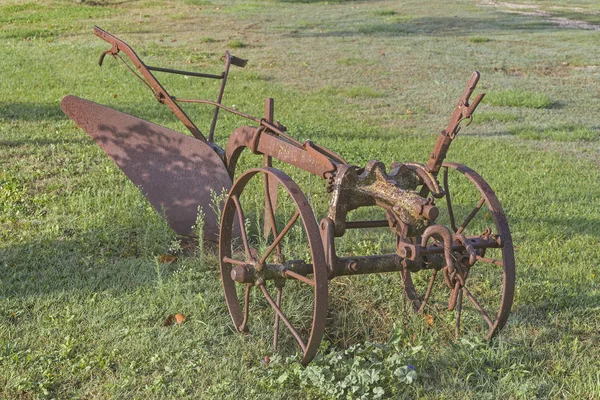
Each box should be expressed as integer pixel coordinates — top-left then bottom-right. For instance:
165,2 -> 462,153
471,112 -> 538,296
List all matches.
420,224 -> 455,273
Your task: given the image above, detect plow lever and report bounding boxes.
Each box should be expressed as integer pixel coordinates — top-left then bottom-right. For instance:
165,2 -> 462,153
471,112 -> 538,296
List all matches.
425,71 -> 486,175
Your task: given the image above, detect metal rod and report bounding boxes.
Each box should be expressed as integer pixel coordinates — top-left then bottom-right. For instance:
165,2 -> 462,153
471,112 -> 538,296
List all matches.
332,254 -> 423,277
443,167 -> 458,232
420,236 -> 500,256
448,281 -> 460,311
455,288 -> 463,339
231,236 -> 500,284
475,255 -> 503,267
273,286 -> 282,351
175,97 -> 261,123
239,283 -> 251,332
147,65 -> 224,79
345,220 -> 389,229
209,51 -> 232,142
265,97 -> 274,123
222,256 -> 247,266
417,270 -> 438,313
262,100 -> 279,243
263,173 -> 279,244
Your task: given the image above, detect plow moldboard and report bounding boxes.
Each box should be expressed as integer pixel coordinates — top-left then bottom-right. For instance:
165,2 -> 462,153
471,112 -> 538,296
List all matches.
61,95 -> 231,240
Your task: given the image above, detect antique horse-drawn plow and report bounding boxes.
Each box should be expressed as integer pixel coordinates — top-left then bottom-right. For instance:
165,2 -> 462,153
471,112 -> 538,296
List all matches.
62,28 -> 515,365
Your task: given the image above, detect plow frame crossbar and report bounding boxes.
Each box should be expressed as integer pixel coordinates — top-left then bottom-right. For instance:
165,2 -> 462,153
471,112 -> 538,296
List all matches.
94,26 -> 305,151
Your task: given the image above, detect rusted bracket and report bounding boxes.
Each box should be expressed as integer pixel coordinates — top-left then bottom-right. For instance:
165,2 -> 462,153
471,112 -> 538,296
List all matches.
328,161 -> 438,237
98,44 -> 118,67
394,162 -> 444,198
225,126 -> 339,179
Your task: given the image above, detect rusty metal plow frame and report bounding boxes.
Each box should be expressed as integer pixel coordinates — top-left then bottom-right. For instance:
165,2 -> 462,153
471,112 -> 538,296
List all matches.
62,28 -> 516,365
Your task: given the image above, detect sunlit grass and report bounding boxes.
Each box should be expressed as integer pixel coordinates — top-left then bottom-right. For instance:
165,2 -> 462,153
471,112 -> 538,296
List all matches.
483,90 -> 553,109
509,124 -> 600,141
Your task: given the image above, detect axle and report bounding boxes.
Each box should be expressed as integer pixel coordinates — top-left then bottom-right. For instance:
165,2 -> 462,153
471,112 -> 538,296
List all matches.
229,235 -> 500,284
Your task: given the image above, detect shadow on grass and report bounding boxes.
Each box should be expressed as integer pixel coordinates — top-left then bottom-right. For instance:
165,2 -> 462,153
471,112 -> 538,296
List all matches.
511,215 -> 600,239
0,228 -> 177,299
286,14 -> 573,38
1,102 -> 68,121
0,137 -> 92,147
0,101 -> 180,125
511,289 -> 600,337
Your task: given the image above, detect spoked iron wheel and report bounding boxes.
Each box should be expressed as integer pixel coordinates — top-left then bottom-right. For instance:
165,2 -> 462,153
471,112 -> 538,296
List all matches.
403,162 -> 515,340
219,167 -> 328,365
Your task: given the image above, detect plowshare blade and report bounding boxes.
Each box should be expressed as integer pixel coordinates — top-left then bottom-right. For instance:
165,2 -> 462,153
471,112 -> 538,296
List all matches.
61,95 -> 231,241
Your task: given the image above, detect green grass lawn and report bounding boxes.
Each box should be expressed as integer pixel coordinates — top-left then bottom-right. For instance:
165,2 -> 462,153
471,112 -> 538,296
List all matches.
1,0 -> 600,398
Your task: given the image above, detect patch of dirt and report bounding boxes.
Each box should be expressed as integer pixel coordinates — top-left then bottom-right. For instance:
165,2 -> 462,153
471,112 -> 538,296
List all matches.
549,17 -> 600,31
493,64 -> 571,78
572,65 -> 599,71
549,6 -> 600,16
487,2 -> 538,10
481,1 -> 600,30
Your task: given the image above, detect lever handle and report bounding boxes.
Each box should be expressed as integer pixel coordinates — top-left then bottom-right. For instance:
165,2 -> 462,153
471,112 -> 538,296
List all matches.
464,93 -> 485,119
230,55 -> 248,68
461,71 -> 480,105
97,48 -> 115,66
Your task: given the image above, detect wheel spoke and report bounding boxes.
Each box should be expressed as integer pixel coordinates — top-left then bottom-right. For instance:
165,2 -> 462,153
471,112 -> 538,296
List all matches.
402,269 -> 421,312
259,210 -> 300,265
455,287 -> 463,339
232,195 -> 252,260
456,197 -> 485,235
238,283 -> 252,332
222,256 -> 247,266
463,285 -> 494,328
417,270 -> 438,313
260,284 -> 307,353
273,286 -> 282,351
476,254 -> 503,267
284,269 -> 315,287
443,167 -> 458,232
263,173 -> 280,249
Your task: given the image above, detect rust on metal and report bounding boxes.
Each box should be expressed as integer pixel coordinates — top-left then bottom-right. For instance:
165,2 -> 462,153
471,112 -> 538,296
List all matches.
63,28 -> 515,365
